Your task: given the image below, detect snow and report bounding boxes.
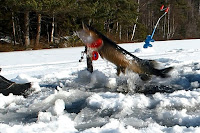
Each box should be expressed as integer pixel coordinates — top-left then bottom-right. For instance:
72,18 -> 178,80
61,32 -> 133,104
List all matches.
1,39 -> 200,132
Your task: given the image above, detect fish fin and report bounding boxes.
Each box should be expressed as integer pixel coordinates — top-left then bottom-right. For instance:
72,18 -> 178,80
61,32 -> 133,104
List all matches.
116,66 -> 126,76
148,60 -> 159,68
139,74 -> 151,81
158,67 -> 174,78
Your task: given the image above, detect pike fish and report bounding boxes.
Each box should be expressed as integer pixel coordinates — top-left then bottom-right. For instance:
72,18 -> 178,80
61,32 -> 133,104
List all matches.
77,24 -> 173,81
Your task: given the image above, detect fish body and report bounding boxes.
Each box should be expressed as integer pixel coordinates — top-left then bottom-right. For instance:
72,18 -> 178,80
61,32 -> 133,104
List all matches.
77,24 -> 173,81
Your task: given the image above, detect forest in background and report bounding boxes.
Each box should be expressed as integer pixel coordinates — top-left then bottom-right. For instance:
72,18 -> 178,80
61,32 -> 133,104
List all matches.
0,0 -> 200,51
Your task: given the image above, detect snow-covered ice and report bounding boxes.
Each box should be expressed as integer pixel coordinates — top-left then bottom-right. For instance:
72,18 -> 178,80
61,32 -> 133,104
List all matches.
1,39 -> 200,133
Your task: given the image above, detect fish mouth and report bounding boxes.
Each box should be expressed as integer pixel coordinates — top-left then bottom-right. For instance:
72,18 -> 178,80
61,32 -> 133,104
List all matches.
76,29 -> 95,44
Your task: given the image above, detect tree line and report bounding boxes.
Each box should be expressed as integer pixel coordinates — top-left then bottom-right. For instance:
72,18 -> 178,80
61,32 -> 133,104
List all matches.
0,0 -> 200,51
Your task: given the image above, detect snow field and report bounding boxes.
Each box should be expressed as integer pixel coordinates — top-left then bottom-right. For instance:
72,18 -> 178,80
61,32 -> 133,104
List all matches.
0,39 -> 200,132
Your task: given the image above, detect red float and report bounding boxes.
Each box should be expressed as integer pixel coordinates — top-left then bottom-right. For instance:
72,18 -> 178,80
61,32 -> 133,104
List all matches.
92,51 -> 99,60
165,7 -> 169,13
160,5 -> 164,10
88,38 -> 103,49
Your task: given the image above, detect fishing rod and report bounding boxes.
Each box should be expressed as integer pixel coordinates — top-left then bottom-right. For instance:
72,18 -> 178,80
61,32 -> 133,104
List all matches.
143,5 -> 169,48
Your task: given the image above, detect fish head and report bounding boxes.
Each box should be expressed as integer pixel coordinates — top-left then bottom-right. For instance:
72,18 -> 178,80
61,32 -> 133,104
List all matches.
77,23 -> 103,49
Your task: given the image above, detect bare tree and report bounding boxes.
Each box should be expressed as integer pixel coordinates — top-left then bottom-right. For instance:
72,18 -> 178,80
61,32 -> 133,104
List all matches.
131,0 -> 140,41
50,14 -> 55,43
35,13 -> 41,48
12,12 -> 16,45
24,11 -> 30,47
